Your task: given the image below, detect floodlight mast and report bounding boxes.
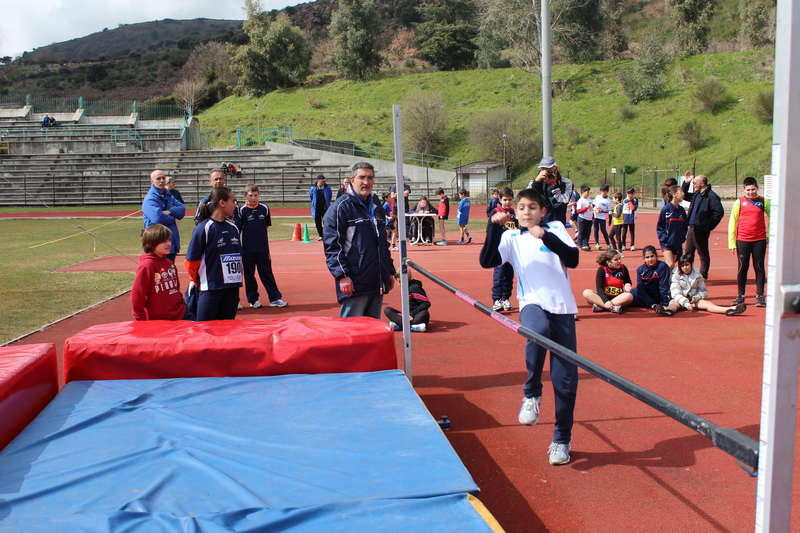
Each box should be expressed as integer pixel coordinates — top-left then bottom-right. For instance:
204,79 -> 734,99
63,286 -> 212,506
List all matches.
541,0 -> 553,158
755,0 -> 800,530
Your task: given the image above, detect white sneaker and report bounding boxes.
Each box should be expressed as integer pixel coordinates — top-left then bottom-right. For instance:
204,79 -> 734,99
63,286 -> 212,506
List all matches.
410,323 -> 427,332
592,304 -> 604,312
548,442 -> 571,465
611,305 -> 622,314
502,299 -> 512,311
630,246 -> 635,251
269,299 -> 288,307
251,300 -> 263,308
518,396 -> 542,425
492,299 -> 503,311
388,321 -> 401,331
237,304 -> 243,310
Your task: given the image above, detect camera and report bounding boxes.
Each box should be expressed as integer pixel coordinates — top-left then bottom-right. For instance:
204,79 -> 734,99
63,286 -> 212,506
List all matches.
546,170 -> 556,180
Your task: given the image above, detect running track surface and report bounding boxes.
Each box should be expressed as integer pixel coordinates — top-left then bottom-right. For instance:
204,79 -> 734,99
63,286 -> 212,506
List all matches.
10,210 -> 797,533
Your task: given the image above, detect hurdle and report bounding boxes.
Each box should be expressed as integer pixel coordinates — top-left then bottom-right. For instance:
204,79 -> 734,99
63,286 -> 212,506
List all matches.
404,257 -> 759,472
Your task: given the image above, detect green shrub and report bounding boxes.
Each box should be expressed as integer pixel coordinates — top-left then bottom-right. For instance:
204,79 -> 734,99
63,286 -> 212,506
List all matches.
679,119 -> 708,151
753,90 -> 773,123
694,77 -> 728,114
619,104 -> 635,120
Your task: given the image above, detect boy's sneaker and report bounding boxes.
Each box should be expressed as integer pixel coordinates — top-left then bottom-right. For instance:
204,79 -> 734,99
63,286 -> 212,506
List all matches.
620,245 -> 626,251
493,299 -> 503,311
502,299 -> 512,311
436,240 -> 447,246
457,240 -> 465,244
237,304 -> 243,310
595,243 -> 601,249
756,295 -> 766,307
606,245 -> 612,249
548,442 -> 572,465
732,295 -> 745,306
518,396 -> 542,425
725,303 -> 747,316
391,246 -> 398,251
630,246 -> 635,251
592,304 -> 604,313
580,246 -> 590,251
388,321 -> 401,331
611,305 -> 622,314
269,299 -> 288,307
467,234 -> 472,243
251,300 -> 263,309
410,323 -> 427,332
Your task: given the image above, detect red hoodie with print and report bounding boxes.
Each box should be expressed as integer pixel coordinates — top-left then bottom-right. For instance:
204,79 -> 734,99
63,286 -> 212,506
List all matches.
130,253 -> 186,320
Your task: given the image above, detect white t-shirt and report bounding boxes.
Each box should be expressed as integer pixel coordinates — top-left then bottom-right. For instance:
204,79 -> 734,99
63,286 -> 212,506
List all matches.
593,195 -> 613,220
577,197 -> 594,221
497,221 -> 578,314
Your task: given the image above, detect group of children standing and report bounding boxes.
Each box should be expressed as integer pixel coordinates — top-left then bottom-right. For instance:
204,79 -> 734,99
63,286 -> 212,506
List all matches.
572,185 -> 639,252
131,185 -> 287,323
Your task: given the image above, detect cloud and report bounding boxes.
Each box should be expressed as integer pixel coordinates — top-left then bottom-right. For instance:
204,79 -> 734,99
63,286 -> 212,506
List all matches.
0,0 -> 294,58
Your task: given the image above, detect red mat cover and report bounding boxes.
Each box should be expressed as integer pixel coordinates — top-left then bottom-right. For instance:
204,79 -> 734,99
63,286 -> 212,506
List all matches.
63,317 -> 397,384
0,343 -> 58,450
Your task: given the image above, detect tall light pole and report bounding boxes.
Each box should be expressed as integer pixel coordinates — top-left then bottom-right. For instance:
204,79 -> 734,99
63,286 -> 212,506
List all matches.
541,0 -> 553,157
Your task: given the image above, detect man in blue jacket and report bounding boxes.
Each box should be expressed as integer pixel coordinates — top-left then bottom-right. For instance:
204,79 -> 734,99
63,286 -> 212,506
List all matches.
681,173 -> 724,279
323,162 -> 395,319
142,169 -> 186,262
309,174 -> 332,241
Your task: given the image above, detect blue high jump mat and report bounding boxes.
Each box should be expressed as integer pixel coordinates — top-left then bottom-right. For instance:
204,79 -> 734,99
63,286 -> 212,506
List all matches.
0,370 -> 495,532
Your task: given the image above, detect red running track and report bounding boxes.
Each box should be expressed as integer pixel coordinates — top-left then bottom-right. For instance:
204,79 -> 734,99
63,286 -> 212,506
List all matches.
11,211 -> 793,533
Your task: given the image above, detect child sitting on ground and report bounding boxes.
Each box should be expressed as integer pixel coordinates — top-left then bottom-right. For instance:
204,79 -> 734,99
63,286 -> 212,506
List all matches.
666,255 -> 746,315
629,245 -> 673,315
479,187 -> 580,466
582,249 -> 633,314
131,224 -> 193,321
384,269 -> 430,332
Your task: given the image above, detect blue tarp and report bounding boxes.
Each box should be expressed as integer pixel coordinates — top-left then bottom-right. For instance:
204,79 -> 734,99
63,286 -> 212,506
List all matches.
0,371 -> 491,532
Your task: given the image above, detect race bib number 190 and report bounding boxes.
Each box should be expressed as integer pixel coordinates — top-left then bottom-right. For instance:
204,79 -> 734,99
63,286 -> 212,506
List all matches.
220,253 -> 243,284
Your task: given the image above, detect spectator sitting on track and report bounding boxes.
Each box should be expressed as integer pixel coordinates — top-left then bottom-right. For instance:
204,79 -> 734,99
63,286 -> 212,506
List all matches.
410,196 -> 436,244
665,255 -> 746,316
165,176 -> 184,204
384,269 -> 431,332
582,249 -> 633,314
629,245 -> 673,316
131,224 -> 193,321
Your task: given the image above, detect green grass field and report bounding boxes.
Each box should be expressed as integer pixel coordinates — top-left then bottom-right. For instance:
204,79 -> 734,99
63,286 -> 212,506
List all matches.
0,213 -> 490,345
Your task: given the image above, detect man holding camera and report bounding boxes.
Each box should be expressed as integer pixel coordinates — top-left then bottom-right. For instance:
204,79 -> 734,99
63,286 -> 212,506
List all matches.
527,156 -> 574,225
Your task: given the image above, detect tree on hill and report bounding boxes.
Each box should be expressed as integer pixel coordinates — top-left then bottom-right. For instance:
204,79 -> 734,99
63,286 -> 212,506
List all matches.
468,107 -> 540,173
556,0 -> 603,62
415,0 -> 479,71
328,0 -> 384,79
738,0 -> 773,49
231,0 -> 311,95
618,34 -> 669,102
669,0 -> 716,57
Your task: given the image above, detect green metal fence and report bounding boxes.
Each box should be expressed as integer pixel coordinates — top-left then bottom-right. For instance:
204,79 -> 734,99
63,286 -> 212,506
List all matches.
236,127 -> 461,171
0,94 -> 182,119
32,97 -> 81,114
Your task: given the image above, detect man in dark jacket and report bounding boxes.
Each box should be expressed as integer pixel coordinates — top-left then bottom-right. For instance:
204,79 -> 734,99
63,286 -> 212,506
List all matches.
323,162 -> 395,318
527,156 -> 574,225
682,173 -> 724,279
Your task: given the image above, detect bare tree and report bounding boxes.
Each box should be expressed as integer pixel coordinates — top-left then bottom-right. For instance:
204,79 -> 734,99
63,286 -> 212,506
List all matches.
174,77 -> 207,115
402,90 -> 449,154
468,107 -> 541,171
184,42 -> 236,85
478,0 -> 598,73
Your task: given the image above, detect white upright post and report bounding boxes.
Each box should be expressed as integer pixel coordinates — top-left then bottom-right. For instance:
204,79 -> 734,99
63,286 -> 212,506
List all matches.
755,0 -> 800,530
392,105 -> 413,383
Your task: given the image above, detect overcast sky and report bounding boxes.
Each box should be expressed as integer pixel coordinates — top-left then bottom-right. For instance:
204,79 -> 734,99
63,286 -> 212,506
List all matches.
0,0 -> 298,59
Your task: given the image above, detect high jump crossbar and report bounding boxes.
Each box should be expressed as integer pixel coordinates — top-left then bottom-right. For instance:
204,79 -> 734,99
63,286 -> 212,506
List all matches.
404,258 -> 759,472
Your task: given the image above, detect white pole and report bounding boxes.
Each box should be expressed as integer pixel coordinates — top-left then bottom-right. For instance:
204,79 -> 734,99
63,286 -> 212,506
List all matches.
540,0 -> 553,157
755,0 -> 800,529
392,105 -> 413,383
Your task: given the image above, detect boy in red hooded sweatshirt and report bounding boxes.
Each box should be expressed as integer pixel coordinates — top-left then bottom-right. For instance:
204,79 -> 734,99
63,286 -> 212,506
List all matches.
131,224 -> 194,321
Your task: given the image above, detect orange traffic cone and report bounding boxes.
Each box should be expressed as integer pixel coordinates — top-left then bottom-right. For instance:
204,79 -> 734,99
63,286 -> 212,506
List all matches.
291,223 -> 302,241
301,224 -> 313,243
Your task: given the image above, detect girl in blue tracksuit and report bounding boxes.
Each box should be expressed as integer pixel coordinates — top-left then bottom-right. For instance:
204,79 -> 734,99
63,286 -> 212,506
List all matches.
630,245 -> 673,315
656,185 -> 688,270
185,187 -> 243,321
